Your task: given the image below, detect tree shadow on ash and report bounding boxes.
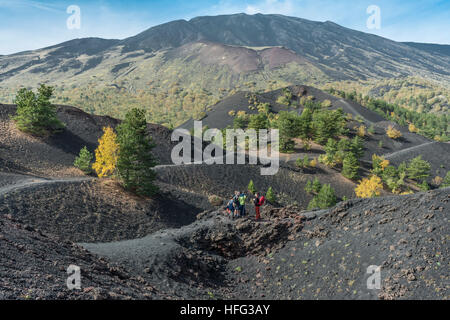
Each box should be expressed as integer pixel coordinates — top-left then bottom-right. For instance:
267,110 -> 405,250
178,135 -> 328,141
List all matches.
44,129 -> 97,156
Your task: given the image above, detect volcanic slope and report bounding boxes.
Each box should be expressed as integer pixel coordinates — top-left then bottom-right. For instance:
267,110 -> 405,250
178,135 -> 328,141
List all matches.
0,213 -> 171,300
178,85 -> 449,169
2,14 -> 449,88
81,188 -> 449,300
1,14 -> 450,127
0,103 -> 175,177
0,104 -> 212,242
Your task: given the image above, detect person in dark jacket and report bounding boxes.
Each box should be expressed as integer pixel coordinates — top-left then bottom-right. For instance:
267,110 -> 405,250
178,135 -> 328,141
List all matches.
232,191 -> 240,218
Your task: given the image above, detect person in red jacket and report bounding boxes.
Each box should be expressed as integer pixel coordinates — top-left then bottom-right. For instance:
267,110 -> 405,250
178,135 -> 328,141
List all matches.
253,192 -> 265,221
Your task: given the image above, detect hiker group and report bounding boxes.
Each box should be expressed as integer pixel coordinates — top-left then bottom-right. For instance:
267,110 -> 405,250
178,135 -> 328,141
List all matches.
225,191 -> 265,220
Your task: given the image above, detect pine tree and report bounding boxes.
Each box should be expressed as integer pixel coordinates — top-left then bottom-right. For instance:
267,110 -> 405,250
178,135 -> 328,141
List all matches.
407,156 -> 431,182
350,136 -> 364,159
298,108 -> 313,141
248,180 -> 256,193
307,184 -> 337,210
324,138 -> 338,165
305,180 -> 313,194
441,172 -> 450,188
116,108 -> 158,197
266,187 -> 276,204
248,113 -> 269,131
311,108 -> 346,145
277,111 -> 302,153
342,152 -> 359,180
382,165 -> 402,193
312,177 -> 322,194
13,84 -> 64,136
92,127 -> 119,178
74,146 -> 93,174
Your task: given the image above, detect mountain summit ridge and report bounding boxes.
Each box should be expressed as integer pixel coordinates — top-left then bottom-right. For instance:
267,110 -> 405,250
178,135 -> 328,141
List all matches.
1,13 -> 449,83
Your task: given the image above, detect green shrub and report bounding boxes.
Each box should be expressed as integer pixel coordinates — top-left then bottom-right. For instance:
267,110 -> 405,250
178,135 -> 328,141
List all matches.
266,187 -> 276,203
312,177 -> 322,194
419,180 -> 430,191
248,180 -> 256,193
74,146 -> 93,174
296,156 -> 310,168
233,115 -> 249,129
305,180 -> 313,194
441,172 -> 450,188
13,84 -> 64,136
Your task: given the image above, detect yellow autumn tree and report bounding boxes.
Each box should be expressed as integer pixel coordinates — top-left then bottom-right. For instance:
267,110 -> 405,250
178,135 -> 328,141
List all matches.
355,175 -> 384,198
386,126 -> 402,139
92,127 -> 119,178
408,123 -> 419,133
356,125 -> 366,138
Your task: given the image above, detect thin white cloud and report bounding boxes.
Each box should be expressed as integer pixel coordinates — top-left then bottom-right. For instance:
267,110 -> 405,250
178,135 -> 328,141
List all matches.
0,0 -> 63,13
245,0 -> 294,15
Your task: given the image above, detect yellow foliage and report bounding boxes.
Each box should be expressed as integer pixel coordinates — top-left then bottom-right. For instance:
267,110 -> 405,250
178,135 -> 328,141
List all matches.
400,190 -> 413,195
356,125 -> 366,138
321,99 -> 332,108
355,175 -> 383,198
386,126 -> 402,139
236,110 -> 247,117
309,158 -> 318,168
432,176 -> 443,186
92,127 -> 119,178
372,154 -> 390,171
408,123 -> 418,133
228,110 -> 236,117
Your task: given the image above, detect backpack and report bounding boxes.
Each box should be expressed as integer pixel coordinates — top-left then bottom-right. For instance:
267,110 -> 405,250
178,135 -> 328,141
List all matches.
233,196 -> 240,207
259,196 -> 265,206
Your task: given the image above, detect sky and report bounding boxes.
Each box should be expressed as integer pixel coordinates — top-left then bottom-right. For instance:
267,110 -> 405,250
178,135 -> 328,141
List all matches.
0,0 -> 449,55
